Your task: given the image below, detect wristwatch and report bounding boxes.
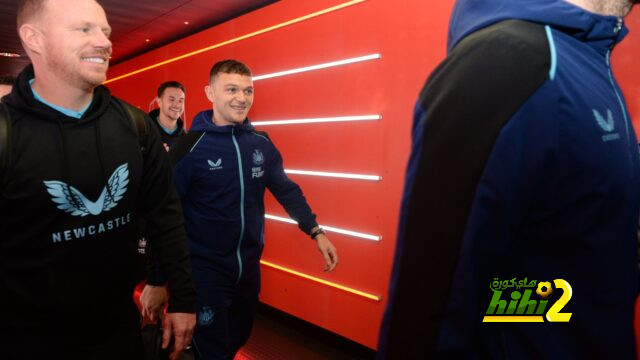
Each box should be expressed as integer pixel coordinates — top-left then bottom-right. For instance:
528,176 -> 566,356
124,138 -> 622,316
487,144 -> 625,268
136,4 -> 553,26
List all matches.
310,227 -> 325,240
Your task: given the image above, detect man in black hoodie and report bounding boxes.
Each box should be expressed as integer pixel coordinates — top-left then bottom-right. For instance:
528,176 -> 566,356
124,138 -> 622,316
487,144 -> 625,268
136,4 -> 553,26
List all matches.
138,81 -> 188,316
148,81 -> 187,151
0,1 -> 196,359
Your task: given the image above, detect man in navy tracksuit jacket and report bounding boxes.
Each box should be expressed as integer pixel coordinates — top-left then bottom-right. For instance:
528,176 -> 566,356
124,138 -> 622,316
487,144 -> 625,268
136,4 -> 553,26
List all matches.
378,0 -> 640,358
146,60 -> 339,359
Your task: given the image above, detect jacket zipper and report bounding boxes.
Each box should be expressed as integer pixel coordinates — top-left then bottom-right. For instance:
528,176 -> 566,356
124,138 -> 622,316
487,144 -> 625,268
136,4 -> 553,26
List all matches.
231,128 -> 245,284
606,50 -> 630,144
606,18 -> 633,171
607,18 -> 630,139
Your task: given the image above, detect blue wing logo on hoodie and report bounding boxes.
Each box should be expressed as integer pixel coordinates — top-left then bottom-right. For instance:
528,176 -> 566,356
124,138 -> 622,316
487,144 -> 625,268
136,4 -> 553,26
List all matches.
43,163 -> 129,217
593,109 -> 614,132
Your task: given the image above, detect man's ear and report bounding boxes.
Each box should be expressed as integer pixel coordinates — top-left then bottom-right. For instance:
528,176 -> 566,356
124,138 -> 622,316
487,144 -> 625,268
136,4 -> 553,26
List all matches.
204,85 -> 215,103
19,24 -> 44,56
155,97 -> 162,107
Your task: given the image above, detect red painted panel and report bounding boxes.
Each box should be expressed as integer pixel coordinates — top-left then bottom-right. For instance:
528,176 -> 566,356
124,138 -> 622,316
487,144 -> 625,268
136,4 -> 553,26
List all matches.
107,0 -> 640,351
614,8 -> 640,134
615,8 -> 640,360
611,7 -> 640,357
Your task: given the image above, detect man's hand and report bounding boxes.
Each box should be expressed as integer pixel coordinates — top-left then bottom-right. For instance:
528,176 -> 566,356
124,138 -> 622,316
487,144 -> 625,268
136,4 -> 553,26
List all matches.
140,284 -> 168,322
315,233 -> 338,271
163,312 -> 196,360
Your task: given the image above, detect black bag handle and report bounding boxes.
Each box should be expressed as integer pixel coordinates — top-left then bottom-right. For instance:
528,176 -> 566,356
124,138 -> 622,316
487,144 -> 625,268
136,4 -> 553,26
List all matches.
115,98 -> 149,155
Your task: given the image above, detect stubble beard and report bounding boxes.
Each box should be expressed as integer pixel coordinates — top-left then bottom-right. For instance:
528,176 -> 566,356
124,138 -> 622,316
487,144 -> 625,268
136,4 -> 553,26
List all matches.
45,48 -> 106,91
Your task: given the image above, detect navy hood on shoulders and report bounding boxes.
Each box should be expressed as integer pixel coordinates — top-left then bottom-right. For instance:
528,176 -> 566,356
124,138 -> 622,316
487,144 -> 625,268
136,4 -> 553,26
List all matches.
190,109 -> 254,133
448,0 -> 627,52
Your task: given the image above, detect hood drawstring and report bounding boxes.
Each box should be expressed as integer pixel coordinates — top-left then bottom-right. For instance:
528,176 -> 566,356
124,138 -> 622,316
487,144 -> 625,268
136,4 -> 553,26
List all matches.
94,118 -> 114,203
55,119 -> 83,211
56,118 -> 113,209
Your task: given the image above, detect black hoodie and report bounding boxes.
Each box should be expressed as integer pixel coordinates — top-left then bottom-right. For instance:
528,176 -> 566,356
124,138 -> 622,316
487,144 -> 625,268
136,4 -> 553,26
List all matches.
0,65 -> 195,343
148,108 -> 186,148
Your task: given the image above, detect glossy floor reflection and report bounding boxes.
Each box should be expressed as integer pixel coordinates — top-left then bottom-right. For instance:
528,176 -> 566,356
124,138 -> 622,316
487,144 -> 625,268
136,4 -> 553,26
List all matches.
233,304 -> 375,360
179,303 -> 374,359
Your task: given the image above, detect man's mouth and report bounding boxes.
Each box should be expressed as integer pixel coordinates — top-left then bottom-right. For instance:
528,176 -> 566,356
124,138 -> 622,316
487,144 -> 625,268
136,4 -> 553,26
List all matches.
82,57 -> 107,64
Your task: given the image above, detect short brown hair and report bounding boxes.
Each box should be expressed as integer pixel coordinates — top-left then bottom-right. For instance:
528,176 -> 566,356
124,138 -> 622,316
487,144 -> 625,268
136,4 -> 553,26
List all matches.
209,59 -> 252,83
17,0 -> 48,30
157,81 -> 185,98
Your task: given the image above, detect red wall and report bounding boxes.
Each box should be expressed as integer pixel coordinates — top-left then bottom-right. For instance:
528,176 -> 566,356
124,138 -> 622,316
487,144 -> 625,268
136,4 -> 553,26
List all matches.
615,7 -> 640,134
617,8 -> 640,358
107,0 -> 640,350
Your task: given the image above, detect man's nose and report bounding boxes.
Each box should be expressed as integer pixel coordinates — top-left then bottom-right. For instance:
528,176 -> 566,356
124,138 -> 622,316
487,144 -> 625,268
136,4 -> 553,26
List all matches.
93,31 -> 112,54
235,92 -> 246,103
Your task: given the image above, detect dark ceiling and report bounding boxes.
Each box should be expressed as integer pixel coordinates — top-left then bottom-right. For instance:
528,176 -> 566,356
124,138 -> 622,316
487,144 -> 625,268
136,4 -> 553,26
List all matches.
0,0 -> 277,77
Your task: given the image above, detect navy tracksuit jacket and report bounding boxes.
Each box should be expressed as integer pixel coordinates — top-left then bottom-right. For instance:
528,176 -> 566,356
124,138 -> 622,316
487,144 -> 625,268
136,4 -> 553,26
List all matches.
169,110 -> 320,358
170,110 -> 318,288
378,0 -> 640,358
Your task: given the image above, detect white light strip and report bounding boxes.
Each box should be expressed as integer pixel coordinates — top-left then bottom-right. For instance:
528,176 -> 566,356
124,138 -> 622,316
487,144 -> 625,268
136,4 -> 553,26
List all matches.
252,114 -> 381,126
266,214 -> 298,225
284,169 -> 381,181
265,214 -> 381,241
252,53 -> 381,81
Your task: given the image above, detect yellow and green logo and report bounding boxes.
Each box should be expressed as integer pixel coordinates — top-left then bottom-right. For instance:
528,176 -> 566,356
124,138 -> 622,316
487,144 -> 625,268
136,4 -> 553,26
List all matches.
482,278 -> 572,323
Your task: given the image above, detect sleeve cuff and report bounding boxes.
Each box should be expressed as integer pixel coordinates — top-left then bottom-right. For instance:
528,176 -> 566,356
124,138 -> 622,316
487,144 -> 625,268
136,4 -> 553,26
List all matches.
166,293 -> 197,314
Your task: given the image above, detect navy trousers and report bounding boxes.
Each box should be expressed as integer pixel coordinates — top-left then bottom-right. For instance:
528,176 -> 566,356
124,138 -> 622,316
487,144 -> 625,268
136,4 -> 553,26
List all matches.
192,279 -> 259,360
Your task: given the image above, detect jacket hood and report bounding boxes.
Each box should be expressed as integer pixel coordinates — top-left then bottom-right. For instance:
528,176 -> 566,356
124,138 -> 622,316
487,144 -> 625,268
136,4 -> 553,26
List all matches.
148,108 -> 185,134
3,64 -> 112,123
149,108 -> 160,120
190,109 -> 254,133
448,0 -> 627,52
